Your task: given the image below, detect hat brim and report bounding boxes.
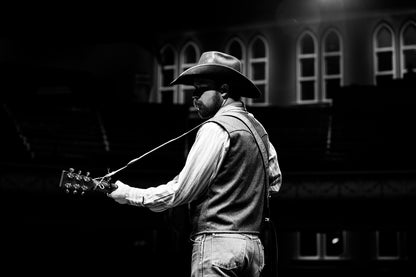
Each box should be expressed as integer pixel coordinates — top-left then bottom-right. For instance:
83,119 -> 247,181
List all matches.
170,64 -> 261,99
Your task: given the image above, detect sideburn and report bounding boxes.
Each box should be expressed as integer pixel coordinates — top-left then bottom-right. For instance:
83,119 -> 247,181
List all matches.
199,91 -> 224,119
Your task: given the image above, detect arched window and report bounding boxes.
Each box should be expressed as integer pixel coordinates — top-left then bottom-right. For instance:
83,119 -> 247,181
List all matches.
179,42 -> 200,105
400,21 -> 416,78
322,29 -> 343,102
297,31 -> 318,104
248,36 -> 269,105
373,23 -> 396,85
225,37 -> 247,75
158,45 -> 178,104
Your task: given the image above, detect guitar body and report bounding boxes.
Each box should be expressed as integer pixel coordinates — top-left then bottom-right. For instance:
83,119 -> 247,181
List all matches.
59,168 -> 117,195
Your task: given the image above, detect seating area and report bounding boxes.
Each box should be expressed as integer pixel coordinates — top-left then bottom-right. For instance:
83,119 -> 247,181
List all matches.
0,98 -> 189,179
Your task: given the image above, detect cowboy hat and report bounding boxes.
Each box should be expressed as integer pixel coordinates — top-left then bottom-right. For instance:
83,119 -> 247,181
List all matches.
170,51 -> 261,98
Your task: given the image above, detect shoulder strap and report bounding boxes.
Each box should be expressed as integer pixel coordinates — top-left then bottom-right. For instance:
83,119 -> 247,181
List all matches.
219,111 -> 271,218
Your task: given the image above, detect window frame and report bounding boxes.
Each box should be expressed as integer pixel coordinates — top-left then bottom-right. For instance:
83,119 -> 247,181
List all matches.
374,230 -> 404,260
157,44 -> 178,104
295,230 -> 350,261
297,31 -> 319,104
322,28 -> 343,103
247,35 -> 269,106
373,23 -> 397,85
399,20 -> 416,78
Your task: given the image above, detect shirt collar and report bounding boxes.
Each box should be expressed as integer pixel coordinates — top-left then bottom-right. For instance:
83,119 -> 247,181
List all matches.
215,101 -> 246,116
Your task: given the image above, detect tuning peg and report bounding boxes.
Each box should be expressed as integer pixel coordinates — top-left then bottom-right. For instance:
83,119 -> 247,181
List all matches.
84,172 -> 91,182
67,170 -> 74,179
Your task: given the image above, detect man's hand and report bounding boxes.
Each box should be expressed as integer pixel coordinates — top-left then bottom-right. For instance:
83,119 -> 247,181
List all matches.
108,180 -> 132,204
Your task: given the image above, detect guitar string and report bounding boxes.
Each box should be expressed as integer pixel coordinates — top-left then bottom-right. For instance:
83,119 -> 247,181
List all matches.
94,120 -> 206,183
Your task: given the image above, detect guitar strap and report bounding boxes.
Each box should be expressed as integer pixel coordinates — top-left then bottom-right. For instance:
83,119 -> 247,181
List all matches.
220,111 -> 278,277
100,120 -> 206,179
219,111 -> 271,220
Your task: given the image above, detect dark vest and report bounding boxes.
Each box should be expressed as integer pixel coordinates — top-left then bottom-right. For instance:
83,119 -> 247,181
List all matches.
190,111 -> 269,237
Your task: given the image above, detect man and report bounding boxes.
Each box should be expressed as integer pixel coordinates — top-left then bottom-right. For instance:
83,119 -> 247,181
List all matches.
108,51 -> 282,277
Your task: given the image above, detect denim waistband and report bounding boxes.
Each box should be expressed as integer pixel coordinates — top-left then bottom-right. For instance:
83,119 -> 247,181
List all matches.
191,232 -> 260,242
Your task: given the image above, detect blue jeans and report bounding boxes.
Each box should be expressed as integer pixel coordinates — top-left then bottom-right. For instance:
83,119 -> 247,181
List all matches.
191,233 -> 265,277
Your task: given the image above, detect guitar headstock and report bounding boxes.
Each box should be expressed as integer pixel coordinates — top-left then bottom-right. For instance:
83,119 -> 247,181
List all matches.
59,168 -> 117,195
